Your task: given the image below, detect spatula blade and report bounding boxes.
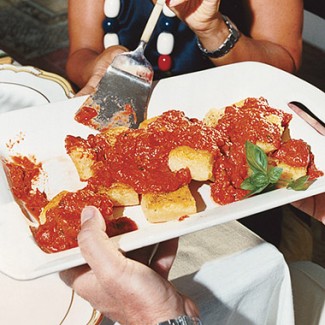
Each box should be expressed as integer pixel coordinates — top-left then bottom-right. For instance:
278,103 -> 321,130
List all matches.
75,0 -> 165,130
89,69 -> 152,130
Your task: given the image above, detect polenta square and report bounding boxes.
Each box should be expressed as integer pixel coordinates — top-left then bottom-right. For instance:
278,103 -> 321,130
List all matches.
141,185 -> 197,223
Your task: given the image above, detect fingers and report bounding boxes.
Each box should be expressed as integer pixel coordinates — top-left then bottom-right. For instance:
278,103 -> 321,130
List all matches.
77,206 -> 126,277
60,206 -> 111,291
74,73 -> 103,97
60,264 -> 92,289
150,238 -> 179,279
60,207 -> 127,308
75,85 -> 96,97
125,238 -> 179,278
126,244 -> 158,265
75,45 -> 128,97
291,195 -> 325,225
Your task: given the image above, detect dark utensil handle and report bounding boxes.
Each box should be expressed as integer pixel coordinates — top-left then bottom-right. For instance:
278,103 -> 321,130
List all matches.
289,101 -> 325,127
288,101 -> 325,135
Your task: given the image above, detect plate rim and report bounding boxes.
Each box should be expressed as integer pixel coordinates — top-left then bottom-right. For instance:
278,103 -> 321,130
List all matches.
0,63 -> 75,99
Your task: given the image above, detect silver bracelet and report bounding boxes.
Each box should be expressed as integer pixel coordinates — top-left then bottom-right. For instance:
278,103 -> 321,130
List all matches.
196,15 -> 241,58
158,315 -> 202,325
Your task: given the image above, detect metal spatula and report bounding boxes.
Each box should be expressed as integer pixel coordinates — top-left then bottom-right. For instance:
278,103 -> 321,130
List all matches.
78,0 -> 166,130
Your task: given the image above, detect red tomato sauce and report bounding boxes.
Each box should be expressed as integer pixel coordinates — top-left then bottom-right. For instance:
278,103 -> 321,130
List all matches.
272,139 -> 323,180
272,139 -> 310,167
6,156 -> 137,253
66,110 -> 223,194
31,188 -> 136,253
75,103 -> 138,129
5,156 -> 48,220
74,106 -> 98,126
67,99 -> 323,206
210,97 -> 292,205
214,98 -> 291,148
211,149 -> 249,205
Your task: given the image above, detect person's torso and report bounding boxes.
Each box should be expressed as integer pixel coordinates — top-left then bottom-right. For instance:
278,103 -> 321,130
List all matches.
111,0 -> 245,79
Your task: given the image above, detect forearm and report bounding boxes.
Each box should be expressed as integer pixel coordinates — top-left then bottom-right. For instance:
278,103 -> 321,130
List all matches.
169,0 -> 303,74
195,15 -> 301,73
207,34 -> 299,73
66,49 -> 99,88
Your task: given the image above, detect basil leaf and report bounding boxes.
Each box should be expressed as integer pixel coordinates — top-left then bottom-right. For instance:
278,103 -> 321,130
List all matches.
240,175 -> 269,196
287,176 -> 314,191
268,167 -> 283,184
245,141 -> 268,174
241,177 -> 257,191
248,183 -> 269,196
251,172 -> 269,188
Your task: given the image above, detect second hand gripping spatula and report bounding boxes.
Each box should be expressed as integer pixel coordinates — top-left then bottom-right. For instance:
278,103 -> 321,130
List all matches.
76,0 -> 166,130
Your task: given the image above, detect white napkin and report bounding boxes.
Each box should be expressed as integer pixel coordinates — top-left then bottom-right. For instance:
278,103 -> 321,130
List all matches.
172,242 -> 294,325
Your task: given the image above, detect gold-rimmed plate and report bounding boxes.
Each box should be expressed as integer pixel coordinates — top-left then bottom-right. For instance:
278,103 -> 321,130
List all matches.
0,64 -> 102,324
0,64 -> 74,114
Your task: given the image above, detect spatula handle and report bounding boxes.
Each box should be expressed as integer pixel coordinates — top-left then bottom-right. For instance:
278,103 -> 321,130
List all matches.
140,0 -> 166,44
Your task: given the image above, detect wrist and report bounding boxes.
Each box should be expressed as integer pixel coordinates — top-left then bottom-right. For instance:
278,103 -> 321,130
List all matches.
196,15 -> 241,58
194,14 -> 228,50
193,12 -> 228,43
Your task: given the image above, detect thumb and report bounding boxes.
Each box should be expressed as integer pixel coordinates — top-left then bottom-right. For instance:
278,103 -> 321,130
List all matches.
80,205 -> 107,230
78,206 -> 124,275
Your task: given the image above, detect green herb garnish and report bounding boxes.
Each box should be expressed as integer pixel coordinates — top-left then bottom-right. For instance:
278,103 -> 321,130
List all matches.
287,175 -> 314,191
241,141 -> 313,197
240,141 -> 282,196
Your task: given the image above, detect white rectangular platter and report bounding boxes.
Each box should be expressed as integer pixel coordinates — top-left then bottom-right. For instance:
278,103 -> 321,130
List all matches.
0,62 -> 324,280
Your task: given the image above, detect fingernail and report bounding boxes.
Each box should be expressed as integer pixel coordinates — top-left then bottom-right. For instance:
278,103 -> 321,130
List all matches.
81,206 -> 96,225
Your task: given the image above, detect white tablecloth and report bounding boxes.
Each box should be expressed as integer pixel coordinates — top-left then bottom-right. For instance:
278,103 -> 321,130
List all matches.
173,244 -> 293,324
169,221 -> 294,325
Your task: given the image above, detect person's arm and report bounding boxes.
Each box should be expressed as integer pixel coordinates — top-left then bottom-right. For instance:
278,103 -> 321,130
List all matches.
169,0 -> 303,72
67,0 -> 127,93
60,206 -> 199,324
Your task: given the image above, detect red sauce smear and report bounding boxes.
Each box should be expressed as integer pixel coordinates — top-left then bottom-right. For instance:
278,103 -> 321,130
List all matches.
6,156 -> 137,253
272,139 -> 323,180
31,188 -> 137,253
75,106 -> 98,126
5,156 -> 48,220
75,103 -> 137,129
178,215 -> 189,221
